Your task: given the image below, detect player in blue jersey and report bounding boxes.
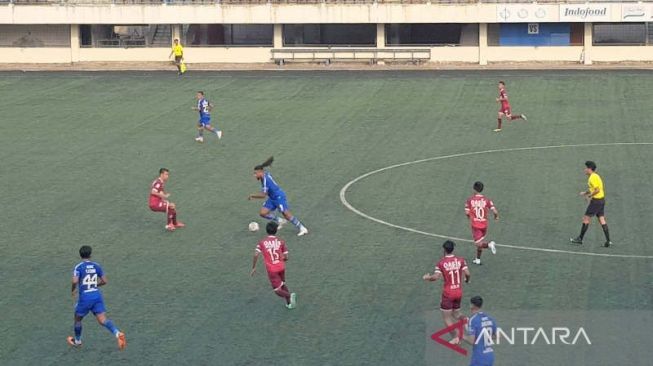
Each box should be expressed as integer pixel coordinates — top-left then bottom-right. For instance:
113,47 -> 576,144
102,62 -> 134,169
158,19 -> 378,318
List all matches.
192,91 -> 222,143
463,296 -> 497,366
67,245 -> 126,350
248,156 -> 309,236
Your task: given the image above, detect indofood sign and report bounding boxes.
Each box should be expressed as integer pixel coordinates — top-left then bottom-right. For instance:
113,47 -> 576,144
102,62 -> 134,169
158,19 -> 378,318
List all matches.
559,5 -> 611,21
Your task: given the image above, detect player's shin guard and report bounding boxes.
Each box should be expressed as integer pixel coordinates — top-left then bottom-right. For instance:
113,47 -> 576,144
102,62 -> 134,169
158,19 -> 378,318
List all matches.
601,224 -> 610,241
274,284 -> 291,304
579,223 -> 589,240
168,208 -> 177,225
289,216 -> 302,229
103,319 -> 119,336
74,321 -> 82,342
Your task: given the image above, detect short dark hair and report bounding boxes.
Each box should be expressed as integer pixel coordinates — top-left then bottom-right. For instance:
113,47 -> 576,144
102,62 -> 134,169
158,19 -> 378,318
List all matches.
473,181 -> 484,193
159,168 -> 169,175
79,245 -> 92,259
197,91 -> 205,96
469,295 -> 483,308
499,81 -> 505,86
442,240 -> 455,254
266,221 -> 278,235
470,295 -> 483,308
585,161 -> 596,171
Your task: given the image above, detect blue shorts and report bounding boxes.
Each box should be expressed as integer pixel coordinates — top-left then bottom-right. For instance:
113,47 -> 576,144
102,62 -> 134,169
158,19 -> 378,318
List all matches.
263,196 -> 289,212
470,357 -> 494,366
198,116 -> 212,127
75,297 -> 106,317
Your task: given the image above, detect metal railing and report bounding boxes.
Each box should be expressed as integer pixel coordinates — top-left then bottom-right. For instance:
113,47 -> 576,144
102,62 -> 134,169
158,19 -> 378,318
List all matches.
2,0 -> 652,5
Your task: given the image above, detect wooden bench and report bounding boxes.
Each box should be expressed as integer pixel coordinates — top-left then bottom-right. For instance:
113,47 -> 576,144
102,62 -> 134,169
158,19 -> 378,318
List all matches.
271,48 -> 431,65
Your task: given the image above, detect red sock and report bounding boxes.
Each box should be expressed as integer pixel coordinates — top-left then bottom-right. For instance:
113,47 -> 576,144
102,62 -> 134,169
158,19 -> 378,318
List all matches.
476,248 -> 483,259
275,288 -> 291,304
510,115 -> 521,120
497,118 -> 502,129
167,208 -> 176,225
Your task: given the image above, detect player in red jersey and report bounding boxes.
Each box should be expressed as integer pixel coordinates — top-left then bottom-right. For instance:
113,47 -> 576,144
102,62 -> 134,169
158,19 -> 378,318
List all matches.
465,181 -> 499,265
251,221 -> 297,309
495,80 -> 527,132
149,168 -> 184,231
423,240 -> 470,344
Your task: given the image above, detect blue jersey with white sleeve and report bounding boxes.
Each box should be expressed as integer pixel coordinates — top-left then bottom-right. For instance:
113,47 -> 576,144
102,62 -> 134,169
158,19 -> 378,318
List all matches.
467,311 -> 497,366
73,261 -> 104,302
261,171 -> 285,199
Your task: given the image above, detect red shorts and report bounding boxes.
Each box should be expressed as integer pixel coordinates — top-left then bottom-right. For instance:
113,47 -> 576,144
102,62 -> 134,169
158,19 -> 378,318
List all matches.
267,269 -> 286,290
471,227 -> 487,243
499,104 -> 511,115
440,293 -> 462,311
149,201 -> 168,212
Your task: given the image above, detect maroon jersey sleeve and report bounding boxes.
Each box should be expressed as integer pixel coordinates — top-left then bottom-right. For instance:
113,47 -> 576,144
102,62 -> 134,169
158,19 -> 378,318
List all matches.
151,179 -> 163,193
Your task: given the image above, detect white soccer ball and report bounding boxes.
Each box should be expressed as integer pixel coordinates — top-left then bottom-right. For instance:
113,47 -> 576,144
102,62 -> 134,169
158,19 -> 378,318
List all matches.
248,222 -> 260,232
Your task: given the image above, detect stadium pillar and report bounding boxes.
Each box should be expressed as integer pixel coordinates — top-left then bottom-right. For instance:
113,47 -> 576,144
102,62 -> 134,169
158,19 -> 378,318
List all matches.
172,24 -> 181,44
70,25 -> 80,63
478,23 -> 488,66
376,24 -> 385,48
274,24 -> 283,49
583,22 -> 593,65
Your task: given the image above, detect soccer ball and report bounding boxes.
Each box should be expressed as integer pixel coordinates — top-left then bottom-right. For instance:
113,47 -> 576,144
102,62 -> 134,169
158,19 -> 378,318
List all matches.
248,222 -> 260,232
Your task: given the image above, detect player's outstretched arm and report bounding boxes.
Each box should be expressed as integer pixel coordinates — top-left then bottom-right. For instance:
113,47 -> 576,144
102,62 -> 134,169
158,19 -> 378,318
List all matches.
250,252 -> 260,276
464,268 -> 471,283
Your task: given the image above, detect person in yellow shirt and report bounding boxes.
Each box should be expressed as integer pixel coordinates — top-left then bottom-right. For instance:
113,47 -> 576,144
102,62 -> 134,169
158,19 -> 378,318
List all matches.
168,39 -> 184,75
571,161 -> 611,247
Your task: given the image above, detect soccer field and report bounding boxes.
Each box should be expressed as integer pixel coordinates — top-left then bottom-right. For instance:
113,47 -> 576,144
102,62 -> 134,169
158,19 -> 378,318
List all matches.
1,70 -> 652,366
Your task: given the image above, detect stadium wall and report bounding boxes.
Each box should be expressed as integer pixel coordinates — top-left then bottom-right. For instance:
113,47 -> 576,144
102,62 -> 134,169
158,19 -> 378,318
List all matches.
1,3 -> 653,65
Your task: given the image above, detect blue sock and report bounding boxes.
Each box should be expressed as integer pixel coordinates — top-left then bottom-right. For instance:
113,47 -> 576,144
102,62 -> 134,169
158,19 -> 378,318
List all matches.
103,319 -> 119,336
74,321 -> 82,342
198,129 -> 204,137
261,213 -> 277,222
289,216 -> 302,228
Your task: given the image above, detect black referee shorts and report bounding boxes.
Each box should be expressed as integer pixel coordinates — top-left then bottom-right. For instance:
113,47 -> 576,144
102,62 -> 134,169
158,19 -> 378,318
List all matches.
174,56 -> 182,64
585,198 -> 605,217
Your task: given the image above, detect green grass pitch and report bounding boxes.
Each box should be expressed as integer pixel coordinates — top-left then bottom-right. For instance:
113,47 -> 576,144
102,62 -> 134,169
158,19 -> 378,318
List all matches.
1,70 -> 652,366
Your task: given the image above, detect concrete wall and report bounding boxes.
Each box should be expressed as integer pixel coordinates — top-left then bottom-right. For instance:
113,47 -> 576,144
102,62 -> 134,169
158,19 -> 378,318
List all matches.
6,45 -> 653,64
486,46 -> 584,63
592,46 -> 653,62
3,48 -> 73,63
